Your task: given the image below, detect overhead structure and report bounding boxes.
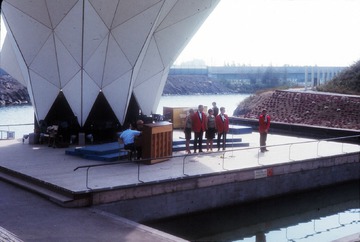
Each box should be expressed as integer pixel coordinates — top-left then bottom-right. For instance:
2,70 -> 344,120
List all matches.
0,0 -> 219,126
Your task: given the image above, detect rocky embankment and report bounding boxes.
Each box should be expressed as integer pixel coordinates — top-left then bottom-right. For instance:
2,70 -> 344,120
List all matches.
163,75 -> 236,95
0,74 -> 235,105
234,89 -> 360,130
0,75 -> 30,106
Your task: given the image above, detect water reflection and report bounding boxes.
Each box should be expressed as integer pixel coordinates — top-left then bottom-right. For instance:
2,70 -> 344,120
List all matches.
145,181 -> 359,241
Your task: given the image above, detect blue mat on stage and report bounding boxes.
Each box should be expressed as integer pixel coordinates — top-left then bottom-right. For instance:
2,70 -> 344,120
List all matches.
66,125 -> 253,161
65,142 -> 128,162
228,125 -> 253,135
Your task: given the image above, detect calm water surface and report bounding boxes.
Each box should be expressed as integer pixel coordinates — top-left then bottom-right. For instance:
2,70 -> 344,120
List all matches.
146,181 -> 360,242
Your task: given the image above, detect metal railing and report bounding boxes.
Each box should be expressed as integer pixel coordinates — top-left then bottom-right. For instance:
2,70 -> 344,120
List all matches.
73,134 -> 360,190
0,123 -> 34,140
0,123 -> 34,128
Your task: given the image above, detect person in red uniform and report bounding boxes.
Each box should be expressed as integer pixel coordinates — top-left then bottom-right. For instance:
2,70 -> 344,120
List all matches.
192,104 -> 206,153
259,109 -> 271,152
215,107 -> 229,151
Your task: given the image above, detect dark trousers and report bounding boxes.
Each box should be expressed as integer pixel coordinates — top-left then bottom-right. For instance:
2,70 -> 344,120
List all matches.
194,131 -> 204,152
260,132 -> 268,151
217,132 -> 227,150
124,143 -> 142,160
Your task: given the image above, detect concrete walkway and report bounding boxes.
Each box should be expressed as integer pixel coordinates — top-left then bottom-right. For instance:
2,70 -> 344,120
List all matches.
0,131 -> 359,241
0,180 -> 186,242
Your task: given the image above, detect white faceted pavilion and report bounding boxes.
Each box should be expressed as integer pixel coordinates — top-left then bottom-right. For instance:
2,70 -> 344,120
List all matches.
0,0 -> 219,128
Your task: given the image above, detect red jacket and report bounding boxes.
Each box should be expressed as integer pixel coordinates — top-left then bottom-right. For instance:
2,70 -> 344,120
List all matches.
192,111 -> 206,132
215,114 -> 229,134
259,114 -> 271,133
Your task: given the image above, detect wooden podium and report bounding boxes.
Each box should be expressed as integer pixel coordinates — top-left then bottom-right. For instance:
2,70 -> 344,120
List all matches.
142,122 -> 173,164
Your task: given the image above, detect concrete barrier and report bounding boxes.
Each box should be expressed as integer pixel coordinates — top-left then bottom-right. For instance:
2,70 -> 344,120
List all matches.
92,152 -> 360,222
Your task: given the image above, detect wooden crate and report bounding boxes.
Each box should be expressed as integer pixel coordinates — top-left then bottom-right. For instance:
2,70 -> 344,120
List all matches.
142,122 -> 173,164
163,106 -> 207,129
163,107 -> 188,129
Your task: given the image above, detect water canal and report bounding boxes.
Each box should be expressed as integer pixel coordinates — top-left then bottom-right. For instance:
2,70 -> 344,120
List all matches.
145,181 -> 359,241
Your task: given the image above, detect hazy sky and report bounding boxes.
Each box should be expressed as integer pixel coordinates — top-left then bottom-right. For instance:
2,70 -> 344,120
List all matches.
174,0 -> 360,67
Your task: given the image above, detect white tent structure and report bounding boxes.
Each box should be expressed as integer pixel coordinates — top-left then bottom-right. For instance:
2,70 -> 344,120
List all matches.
0,0 -> 219,127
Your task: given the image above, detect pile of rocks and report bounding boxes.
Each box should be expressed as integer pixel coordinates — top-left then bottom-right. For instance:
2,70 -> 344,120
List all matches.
163,75 -> 236,95
235,90 -> 360,130
0,75 -> 30,106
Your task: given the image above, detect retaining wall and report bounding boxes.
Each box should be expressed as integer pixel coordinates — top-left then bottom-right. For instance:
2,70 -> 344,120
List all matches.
94,152 -> 360,222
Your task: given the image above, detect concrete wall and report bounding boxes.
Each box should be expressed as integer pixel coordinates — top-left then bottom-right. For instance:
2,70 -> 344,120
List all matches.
94,152 -> 360,222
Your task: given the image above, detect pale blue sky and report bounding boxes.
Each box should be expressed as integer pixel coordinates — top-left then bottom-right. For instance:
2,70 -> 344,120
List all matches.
174,0 -> 360,67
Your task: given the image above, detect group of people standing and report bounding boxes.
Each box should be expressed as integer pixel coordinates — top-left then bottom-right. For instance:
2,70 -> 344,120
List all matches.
184,103 -> 271,154
119,103 -> 271,160
184,102 -> 229,154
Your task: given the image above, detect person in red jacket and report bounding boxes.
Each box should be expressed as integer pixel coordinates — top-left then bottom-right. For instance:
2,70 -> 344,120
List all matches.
215,107 -> 229,151
192,104 -> 206,153
259,109 -> 271,152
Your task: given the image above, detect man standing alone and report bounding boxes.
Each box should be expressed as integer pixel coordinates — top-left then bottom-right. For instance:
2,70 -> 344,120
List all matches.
215,107 -> 229,151
259,109 -> 271,152
192,104 -> 206,153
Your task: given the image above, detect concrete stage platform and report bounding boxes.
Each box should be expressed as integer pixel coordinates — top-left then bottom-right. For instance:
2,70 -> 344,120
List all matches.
0,130 -> 359,207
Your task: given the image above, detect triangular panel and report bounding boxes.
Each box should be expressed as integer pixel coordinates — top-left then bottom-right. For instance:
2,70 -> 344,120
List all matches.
5,0 -> 51,27
103,34 -> 132,87
83,1 -> 109,65
102,70 -> 132,125
46,0 -> 78,28
112,0 -> 162,28
133,71 -> 164,115
155,8 -> 212,66
88,0 -> 119,29
2,2 -> 52,65
0,38 -> 25,85
0,25 -> 28,86
150,70 -> 169,115
134,38 -> 164,87
30,34 -> 60,87
29,70 -> 59,121
113,2 -> 162,66
62,71 -> 81,122
82,72 -> 100,126
54,35 -> 81,88
84,34 -> 108,88
55,0 -> 83,65
154,0 -> 177,26
157,0 -> 218,31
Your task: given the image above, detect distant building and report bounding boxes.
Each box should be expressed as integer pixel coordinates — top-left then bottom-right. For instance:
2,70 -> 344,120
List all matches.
169,65 -> 345,86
